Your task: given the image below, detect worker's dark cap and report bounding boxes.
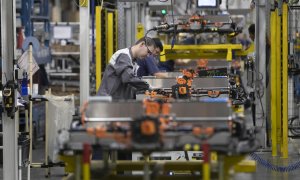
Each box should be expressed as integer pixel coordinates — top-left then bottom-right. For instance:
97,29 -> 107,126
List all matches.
152,38 -> 163,52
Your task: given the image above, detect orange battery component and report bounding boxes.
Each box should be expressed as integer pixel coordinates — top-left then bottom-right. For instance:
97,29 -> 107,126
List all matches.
161,103 -> 171,115
144,100 -> 160,115
141,120 -> 156,136
179,86 -> 187,94
183,69 -> 196,79
176,77 -> 187,85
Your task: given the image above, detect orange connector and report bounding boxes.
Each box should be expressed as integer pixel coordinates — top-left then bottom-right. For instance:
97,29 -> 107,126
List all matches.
141,120 -> 156,136
193,127 -> 215,136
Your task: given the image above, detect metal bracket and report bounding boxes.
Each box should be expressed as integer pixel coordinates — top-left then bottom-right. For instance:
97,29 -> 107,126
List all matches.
278,0 -> 283,15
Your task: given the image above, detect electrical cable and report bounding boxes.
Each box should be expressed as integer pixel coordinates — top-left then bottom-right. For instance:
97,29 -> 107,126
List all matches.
72,0 -> 80,7
144,27 -> 176,57
170,0 -> 176,49
289,116 -> 300,136
254,69 -> 265,124
72,0 -> 86,7
250,152 -> 300,172
102,1 -> 116,6
142,0 -> 178,59
92,0 -> 95,64
252,67 -> 265,125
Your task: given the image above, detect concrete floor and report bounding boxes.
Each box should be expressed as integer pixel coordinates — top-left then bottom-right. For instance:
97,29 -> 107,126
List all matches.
0,141 -> 65,180
1,140 -> 300,180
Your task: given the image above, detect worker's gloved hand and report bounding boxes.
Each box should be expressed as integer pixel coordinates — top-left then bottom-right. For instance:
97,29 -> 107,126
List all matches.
126,81 -> 149,91
124,81 -> 150,99
148,84 -> 154,91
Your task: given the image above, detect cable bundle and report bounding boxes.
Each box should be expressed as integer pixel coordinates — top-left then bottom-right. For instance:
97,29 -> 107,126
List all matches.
250,152 -> 300,172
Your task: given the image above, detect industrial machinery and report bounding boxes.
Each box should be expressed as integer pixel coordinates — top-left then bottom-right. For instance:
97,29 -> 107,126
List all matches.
58,97 -> 259,180
140,67 -> 249,107
58,56 -> 258,179
157,14 -> 242,36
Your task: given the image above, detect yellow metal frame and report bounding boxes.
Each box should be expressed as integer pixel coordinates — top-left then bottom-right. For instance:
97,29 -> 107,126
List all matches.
236,43 -> 255,56
203,162 -> 210,180
60,154 -> 255,180
282,3 -> 288,158
95,8 -> 118,91
79,0 -> 88,7
136,23 -> 145,40
83,163 -> 90,180
160,44 -> 243,61
106,12 -> 114,64
270,10 -> 278,157
96,6 -> 102,91
270,3 -> 289,158
276,8 -> 282,156
59,155 -> 78,173
233,160 -> 256,173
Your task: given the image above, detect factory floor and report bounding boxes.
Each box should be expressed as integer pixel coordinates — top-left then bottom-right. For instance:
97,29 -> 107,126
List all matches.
0,141 -> 65,180
1,140 -> 300,180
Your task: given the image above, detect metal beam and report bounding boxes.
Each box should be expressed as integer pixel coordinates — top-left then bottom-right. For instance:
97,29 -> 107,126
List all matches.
1,0 -> 18,179
282,2 -> 288,158
276,8 -> 282,155
270,10 -> 277,157
117,2 -> 126,49
255,0 -> 267,147
106,12 -> 114,64
80,0 -> 90,106
160,44 -> 242,61
96,6 -> 102,91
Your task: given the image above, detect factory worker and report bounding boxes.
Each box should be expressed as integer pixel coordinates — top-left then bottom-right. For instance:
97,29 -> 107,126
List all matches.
97,37 -> 156,99
137,38 -> 167,78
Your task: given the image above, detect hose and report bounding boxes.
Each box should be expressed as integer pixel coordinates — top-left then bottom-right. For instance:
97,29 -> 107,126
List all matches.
250,152 -> 300,172
289,116 -> 300,136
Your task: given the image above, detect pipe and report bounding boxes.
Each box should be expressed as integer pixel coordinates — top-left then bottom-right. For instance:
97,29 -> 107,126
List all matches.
18,146 -> 22,180
29,43 -> 33,171
92,0 -> 95,64
82,144 -> 91,180
45,90 -> 50,177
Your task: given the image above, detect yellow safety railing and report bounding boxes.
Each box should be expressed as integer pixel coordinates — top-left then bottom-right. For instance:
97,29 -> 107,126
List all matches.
160,44 -> 243,61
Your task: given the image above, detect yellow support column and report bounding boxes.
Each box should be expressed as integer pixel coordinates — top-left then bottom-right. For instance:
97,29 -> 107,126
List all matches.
282,3 -> 289,158
114,10 -> 118,52
226,48 -> 232,61
160,47 -> 167,62
270,10 -> 278,157
82,144 -> 91,180
106,12 -> 114,64
136,23 -> 145,40
96,6 -> 102,91
276,9 -> 282,154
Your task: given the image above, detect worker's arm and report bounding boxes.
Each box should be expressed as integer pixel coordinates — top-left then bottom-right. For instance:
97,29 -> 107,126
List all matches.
153,72 -> 168,78
145,56 -> 168,78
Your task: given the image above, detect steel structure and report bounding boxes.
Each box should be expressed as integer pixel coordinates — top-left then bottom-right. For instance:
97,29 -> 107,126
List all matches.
270,1 -> 289,158
80,0 -> 90,107
1,0 -> 19,179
